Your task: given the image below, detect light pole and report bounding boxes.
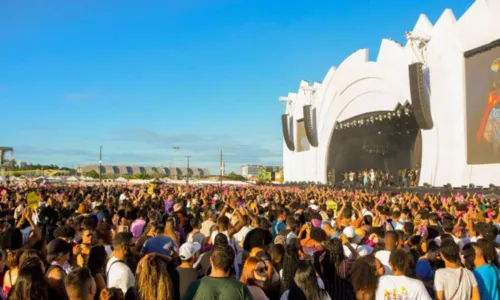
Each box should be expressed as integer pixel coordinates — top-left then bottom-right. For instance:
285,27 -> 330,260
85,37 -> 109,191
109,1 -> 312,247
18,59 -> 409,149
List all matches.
172,146 -> 180,179
220,150 -> 223,187
185,156 -> 192,185
99,146 -> 102,183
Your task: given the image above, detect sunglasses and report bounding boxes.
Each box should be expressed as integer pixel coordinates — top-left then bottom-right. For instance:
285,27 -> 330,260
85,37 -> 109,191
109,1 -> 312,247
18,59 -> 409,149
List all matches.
255,266 -> 268,273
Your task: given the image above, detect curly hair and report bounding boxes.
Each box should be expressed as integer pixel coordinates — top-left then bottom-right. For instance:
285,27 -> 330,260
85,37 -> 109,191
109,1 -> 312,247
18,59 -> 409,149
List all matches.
136,255 -> 173,300
350,255 -> 380,295
6,249 -> 23,269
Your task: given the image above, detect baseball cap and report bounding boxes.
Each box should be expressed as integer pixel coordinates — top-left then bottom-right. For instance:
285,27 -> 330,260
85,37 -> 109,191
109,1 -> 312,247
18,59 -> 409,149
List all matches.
179,242 -> 201,261
46,239 -> 72,262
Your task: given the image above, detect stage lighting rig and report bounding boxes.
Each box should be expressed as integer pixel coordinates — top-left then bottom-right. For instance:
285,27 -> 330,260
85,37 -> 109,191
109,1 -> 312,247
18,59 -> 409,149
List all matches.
405,31 -> 431,66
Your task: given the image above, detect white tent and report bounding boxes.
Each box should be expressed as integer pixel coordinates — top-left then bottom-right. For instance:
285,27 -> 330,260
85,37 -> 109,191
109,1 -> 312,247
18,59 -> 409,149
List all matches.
115,177 -> 128,183
66,176 -> 79,182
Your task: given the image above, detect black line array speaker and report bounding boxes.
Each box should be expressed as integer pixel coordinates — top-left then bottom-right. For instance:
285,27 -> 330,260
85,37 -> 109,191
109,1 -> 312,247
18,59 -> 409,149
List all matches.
282,114 -> 295,151
303,105 -> 318,147
409,62 -> 434,130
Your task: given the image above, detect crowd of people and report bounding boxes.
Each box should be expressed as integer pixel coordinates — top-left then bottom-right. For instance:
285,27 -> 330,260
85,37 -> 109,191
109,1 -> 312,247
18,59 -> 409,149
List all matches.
341,168 -> 419,188
0,182 -> 499,300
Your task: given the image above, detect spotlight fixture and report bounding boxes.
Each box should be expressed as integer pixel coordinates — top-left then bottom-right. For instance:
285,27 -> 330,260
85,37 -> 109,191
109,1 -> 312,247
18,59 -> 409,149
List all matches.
404,107 -> 410,115
370,116 -> 374,123
396,110 -> 401,117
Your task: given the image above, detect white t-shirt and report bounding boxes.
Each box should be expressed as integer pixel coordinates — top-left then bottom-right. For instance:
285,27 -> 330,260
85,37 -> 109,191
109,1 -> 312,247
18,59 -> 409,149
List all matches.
434,235 -> 470,249
434,267 -> 477,300
375,250 -> 392,275
233,226 -> 251,265
362,208 -> 374,217
200,220 -> 216,237
106,256 -> 136,294
343,243 -> 373,258
376,275 -> 431,300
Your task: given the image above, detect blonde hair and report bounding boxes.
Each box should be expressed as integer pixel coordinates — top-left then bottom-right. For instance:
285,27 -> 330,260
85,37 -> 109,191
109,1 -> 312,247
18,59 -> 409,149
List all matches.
136,255 -> 173,300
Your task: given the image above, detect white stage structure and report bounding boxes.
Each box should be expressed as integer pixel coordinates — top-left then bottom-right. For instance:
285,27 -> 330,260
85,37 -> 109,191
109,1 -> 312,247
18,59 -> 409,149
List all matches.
281,0 -> 500,186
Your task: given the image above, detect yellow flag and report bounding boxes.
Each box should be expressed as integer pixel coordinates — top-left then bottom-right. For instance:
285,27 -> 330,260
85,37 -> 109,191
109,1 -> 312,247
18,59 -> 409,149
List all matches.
27,191 -> 39,209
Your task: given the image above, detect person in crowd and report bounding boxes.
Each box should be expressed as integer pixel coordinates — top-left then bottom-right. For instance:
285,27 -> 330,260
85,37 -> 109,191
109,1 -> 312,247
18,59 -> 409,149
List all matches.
464,242 -> 500,300
106,232 -> 136,295
195,233 -> 229,276
240,256 -> 270,300
200,210 -> 217,238
186,218 -> 205,245
75,225 -> 96,267
375,248 -> 430,300
136,254 -> 174,300
8,256 -> 50,300
280,241 -> 300,294
165,218 -> 181,247
3,179 -> 500,300
46,238 -> 73,299
2,249 -> 22,296
375,230 -> 398,274
351,255 -> 383,300
65,267 -> 97,300
141,224 -> 177,257
87,245 -> 108,299
177,242 -> 201,298
434,241 -> 480,300
415,240 -> 440,297
130,210 -> 147,243
323,237 -> 355,279
182,244 -> 253,300
318,239 -> 355,300
280,260 -> 331,300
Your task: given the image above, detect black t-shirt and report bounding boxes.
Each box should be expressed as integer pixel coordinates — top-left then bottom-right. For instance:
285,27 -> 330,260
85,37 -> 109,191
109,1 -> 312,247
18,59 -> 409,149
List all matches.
427,225 -> 443,240
177,267 -> 200,299
166,261 -> 181,300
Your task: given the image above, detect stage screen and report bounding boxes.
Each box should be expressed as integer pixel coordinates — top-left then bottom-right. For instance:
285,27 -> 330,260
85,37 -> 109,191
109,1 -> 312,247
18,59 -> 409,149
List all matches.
465,44 -> 500,164
296,119 -> 310,152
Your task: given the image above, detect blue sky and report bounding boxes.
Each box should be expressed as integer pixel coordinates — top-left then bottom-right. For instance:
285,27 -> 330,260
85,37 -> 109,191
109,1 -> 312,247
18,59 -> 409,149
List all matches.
0,0 -> 470,174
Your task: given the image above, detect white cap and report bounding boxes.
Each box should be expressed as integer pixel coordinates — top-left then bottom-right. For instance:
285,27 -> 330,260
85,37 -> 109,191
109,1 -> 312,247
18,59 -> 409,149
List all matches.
179,242 -> 201,261
342,226 -> 356,239
286,232 -> 298,244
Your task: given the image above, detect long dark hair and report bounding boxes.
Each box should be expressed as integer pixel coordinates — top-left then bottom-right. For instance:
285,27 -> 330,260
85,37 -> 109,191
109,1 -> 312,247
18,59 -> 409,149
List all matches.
8,265 -> 49,300
320,242 -> 355,300
280,242 -> 300,294
87,245 -> 108,275
323,239 -> 346,269
288,261 -> 327,300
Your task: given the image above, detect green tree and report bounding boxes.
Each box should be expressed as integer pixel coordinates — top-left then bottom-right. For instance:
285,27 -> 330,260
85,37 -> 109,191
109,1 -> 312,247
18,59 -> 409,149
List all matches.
84,170 -> 100,179
227,172 -> 246,181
